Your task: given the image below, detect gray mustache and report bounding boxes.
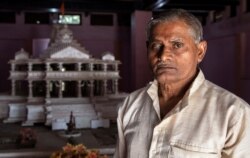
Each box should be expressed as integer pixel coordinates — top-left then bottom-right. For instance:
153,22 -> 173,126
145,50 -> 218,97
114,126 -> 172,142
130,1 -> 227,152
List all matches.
155,61 -> 175,69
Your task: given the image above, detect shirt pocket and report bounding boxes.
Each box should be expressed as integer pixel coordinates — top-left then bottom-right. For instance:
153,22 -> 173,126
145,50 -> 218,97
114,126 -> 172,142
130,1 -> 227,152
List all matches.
168,141 -> 219,158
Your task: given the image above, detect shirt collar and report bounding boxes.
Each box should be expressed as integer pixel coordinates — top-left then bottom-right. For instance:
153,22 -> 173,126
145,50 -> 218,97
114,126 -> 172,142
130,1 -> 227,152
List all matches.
146,69 -> 206,116
181,69 -> 205,107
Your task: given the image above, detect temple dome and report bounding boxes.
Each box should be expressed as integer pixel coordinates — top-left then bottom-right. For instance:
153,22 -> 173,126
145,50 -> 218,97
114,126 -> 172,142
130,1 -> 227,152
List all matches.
14,48 -> 29,60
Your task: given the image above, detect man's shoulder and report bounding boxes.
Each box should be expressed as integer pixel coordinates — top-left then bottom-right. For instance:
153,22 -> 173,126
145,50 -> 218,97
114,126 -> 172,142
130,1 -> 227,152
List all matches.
118,83 -> 153,110
125,85 -> 151,102
196,80 -> 250,127
203,80 -> 249,107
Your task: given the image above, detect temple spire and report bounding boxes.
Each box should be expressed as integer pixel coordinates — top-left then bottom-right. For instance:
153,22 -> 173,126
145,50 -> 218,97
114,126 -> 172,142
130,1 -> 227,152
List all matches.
60,2 -> 65,15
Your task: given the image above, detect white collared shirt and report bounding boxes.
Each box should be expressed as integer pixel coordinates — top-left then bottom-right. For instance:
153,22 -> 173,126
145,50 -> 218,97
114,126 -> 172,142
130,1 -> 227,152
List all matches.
114,70 -> 250,158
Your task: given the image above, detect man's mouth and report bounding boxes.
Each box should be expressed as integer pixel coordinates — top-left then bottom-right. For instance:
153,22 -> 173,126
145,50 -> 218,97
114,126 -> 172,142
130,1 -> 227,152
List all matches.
154,63 -> 176,75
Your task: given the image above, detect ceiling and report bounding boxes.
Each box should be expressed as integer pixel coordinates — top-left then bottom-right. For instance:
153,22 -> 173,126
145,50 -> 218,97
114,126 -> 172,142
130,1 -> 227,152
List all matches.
0,0 -> 241,23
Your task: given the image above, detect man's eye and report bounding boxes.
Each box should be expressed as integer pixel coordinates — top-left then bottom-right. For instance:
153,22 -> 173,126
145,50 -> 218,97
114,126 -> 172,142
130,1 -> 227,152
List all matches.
150,43 -> 163,52
172,42 -> 183,49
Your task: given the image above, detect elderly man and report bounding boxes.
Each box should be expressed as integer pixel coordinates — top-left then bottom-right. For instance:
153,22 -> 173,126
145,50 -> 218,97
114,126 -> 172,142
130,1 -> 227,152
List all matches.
114,9 -> 250,158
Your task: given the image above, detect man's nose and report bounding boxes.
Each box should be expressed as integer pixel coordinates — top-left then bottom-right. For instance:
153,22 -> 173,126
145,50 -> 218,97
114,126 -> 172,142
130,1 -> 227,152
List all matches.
157,46 -> 172,61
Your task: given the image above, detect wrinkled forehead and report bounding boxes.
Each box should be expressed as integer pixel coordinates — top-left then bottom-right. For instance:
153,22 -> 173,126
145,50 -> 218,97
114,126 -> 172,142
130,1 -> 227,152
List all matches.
150,20 -> 196,41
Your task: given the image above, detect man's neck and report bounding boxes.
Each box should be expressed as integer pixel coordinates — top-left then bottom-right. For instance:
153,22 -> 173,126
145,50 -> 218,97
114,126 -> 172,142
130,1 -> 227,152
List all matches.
157,70 -> 199,118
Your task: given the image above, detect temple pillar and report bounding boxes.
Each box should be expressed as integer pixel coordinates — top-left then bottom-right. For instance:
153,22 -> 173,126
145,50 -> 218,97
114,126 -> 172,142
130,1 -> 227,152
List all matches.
11,80 -> 16,96
114,63 -> 119,94
46,63 -> 51,98
114,79 -> 118,94
103,63 -> 107,71
11,63 -> 15,71
11,63 -> 16,96
77,80 -> 82,98
28,80 -> 33,98
103,63 -> 107,96
88,63 -> 93,71
28,63 -> 33,98
103,80 -> 107,96
58,63 -> 63,98
77,63 -> 82,97
114,63 -> 118,71
46,63 -> 51,71
89,80 -> 94,98
58,80 -> 63,98
88,63 -> 94,98
46,81 -> 50,98
77,63 -> 82,71
28,63 -> 33,71
58,62 -> 63,71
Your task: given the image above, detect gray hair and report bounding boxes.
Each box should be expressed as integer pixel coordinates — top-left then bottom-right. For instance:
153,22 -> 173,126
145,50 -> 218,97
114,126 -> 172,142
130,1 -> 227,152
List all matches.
146,9 -> 203,43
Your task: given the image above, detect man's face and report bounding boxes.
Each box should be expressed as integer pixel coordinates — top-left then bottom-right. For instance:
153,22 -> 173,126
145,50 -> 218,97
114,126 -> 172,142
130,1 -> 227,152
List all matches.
147,20 -> 206,85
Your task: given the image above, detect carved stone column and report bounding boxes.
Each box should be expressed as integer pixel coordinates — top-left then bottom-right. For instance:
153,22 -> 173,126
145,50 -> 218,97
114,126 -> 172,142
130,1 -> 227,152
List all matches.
77,63 -> 82,98
114,63 -> 118,71
45,63 -> 51,98
103,63 -> 107,96
46,63 -> 51,71
88,63 -> 93,71
88,63 -> 94,98
58,62 -> 63,71
59,80 -> 63,98
114,63 -> 119,94
11,63 -> 15,71
28,63 -> 33,98
28,80 -> 33,98
103,63 -> 107,71
28,63 -> 33,71
89,80 -> 94,98
11,63 -> 16,96
11,80 -> 16,96
46,81 -> 50,98
58,63 -> 63,98
77,80 -> 82,98
77,63 -> 82,71
114,79 -> 118,94
103,80 -> 107,96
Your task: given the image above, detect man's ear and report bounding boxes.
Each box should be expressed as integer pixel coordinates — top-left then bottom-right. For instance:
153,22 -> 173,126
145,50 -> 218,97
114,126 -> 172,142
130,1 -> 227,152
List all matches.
197,40 -> 207,63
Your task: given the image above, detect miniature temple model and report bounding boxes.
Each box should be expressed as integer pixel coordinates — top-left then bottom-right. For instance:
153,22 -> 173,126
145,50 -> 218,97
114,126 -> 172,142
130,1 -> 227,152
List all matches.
4,24 -> 126,129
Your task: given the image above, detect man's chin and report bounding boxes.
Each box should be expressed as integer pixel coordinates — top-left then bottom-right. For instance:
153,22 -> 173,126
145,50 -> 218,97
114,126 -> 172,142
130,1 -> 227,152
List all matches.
155,74 -> 176,84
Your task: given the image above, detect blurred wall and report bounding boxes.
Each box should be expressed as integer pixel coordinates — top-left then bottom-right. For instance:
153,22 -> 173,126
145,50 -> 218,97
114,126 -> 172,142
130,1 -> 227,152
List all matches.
202,11 -> 250,103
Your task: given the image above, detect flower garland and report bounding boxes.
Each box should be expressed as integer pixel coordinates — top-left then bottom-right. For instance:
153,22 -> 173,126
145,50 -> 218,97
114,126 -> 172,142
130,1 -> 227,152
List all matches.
16,128 -> 36,148
50,143 -> 109,158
